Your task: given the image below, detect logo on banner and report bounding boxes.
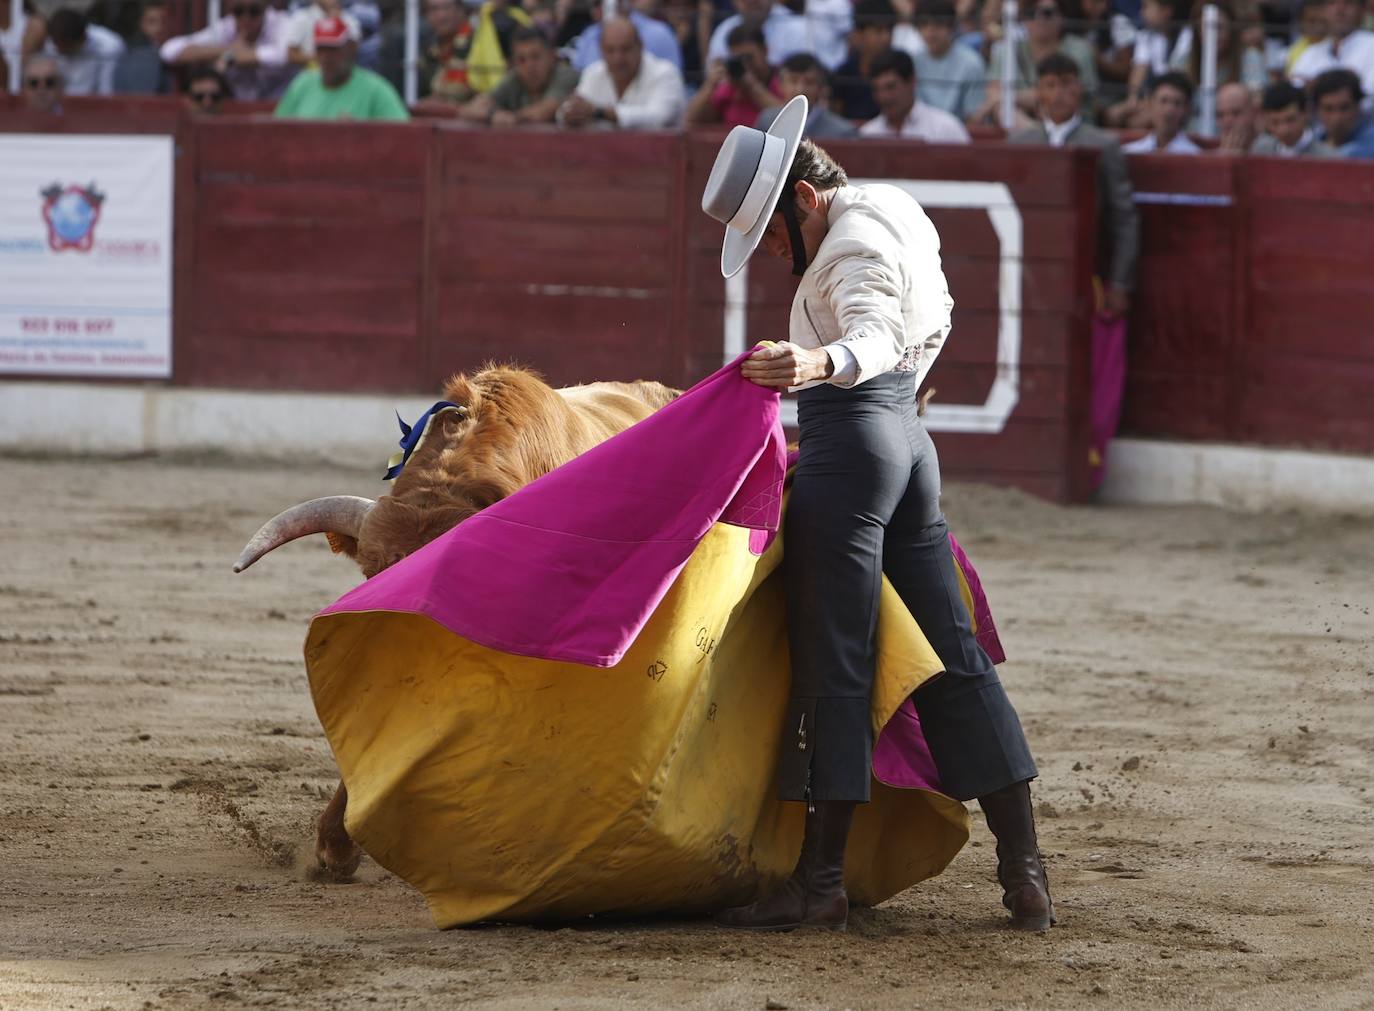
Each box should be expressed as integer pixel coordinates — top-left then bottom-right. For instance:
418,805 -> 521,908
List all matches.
40,182 -> 105,253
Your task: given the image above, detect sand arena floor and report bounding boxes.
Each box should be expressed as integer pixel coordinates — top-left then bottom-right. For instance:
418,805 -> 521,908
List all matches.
1,455 -> 1371,1010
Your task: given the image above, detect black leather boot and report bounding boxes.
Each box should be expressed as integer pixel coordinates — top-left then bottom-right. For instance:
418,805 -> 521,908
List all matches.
715,801 -> 854,931
978,780 -> 1055,931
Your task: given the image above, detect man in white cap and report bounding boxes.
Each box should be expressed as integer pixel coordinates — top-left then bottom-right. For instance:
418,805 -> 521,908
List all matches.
274,16 -> 408,120
701,97 -> 1052,933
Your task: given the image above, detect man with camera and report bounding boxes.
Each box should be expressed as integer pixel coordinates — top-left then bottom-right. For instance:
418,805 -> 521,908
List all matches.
686,20 -> 780,128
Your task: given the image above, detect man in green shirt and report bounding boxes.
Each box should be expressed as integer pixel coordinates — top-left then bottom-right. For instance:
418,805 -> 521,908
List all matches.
458,26 -> 579,126
274,16 -> 409,121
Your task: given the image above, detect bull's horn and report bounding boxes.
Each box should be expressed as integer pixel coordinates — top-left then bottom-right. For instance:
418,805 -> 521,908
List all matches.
233,496 -> 376,573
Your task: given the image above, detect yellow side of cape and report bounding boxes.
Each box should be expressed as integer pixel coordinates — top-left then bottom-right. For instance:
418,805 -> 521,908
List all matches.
304,522 -> 970,928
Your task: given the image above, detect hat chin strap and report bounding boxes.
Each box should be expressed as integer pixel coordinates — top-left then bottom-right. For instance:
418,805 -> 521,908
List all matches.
778,195 -> 808,278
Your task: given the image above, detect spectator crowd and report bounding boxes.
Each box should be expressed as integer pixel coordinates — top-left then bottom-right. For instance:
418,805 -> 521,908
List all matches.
2,0 -> 1374,157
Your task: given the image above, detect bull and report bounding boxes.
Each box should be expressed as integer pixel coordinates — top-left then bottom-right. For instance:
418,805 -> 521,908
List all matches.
235,365 -> 679,877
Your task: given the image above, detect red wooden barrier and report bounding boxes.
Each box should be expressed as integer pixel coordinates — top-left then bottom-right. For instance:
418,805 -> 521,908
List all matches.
1124,154 -> 1374,457
180,119 -> 431,390
0,117 -> 1103,501
430,128 -> 689,388
1239,160 -> 1374,453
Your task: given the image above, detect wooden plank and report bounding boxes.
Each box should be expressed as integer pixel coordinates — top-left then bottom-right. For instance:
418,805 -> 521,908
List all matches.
1243,302 -> 1374,358
195,220 -> 421,276
931,419 -> 1072,473
196,182 -> 426,226
184,333 -> 425,391
439,128 -> 682,176
428,335 -> 676,389
195,120 -> 430,180
190,274 -> 420,340
1127,154 -> 1235,196
419,130 -> 442,403
171,120 -> 196,386
665,128 -> 695,389
1120,371 -> 1231,441
1248,205 -> 1374,268
436,216 -> 671,263
434,220 -> 672,288
1232,354 -> 1374,452
922,363 -> 1074,421
925,206 -> 1082,261
437,285 -> 671,337
1224,158 -> 1252,452
436,179 -> 672,223
1245,157 -> 1374,205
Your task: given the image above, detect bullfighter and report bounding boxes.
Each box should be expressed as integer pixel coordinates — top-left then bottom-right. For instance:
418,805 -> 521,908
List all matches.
701,95 -> 1054,932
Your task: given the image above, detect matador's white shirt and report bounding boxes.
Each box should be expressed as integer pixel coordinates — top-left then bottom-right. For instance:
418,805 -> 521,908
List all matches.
788,183 -> 953,392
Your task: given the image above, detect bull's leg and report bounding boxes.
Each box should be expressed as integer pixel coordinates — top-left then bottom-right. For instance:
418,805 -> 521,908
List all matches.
315,781 -> 363,879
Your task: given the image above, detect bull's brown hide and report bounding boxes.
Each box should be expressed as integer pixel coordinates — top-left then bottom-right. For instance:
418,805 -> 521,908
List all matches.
348,368 -> 679,578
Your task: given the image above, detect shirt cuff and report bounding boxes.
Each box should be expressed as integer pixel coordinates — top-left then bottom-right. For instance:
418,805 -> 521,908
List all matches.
823,343 -> 858,386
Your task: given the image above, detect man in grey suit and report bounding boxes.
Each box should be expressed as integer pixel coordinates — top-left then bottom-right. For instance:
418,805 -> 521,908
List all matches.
1008,52 -> 1138,317
1008,52 -> 1139,486
1250,81 -> 1338,157
755,53 -> 859,139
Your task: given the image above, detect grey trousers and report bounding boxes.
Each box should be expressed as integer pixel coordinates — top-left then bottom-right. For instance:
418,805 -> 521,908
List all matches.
777,371 -> 1038,804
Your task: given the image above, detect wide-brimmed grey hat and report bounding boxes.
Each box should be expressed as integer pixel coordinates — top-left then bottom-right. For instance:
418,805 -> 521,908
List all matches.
701,95 -> 808,279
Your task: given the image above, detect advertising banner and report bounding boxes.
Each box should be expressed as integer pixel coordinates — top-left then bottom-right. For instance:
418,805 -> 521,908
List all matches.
0,135 -> 173,378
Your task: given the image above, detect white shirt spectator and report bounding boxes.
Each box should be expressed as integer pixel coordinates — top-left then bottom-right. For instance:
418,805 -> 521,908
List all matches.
43,23 -> 124,96
2,15 -> 35,72
1043,114 -> 1081,146
160,9 -> 295,100
286,5 -> 362,58
708,3 -> 816,70
1123,132 -> 1200,153
859,101 -> 971,143
573,11 -> 682,72
574,51 -> 685,129
1132,26 -> 1192,76
893,23 -> 927,60
1291,29 -> 1374,114
802,0 -> 855,70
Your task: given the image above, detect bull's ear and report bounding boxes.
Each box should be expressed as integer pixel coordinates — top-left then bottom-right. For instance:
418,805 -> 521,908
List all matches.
439,409 -> 468,437
462,478 -> 512,512
325,532 -> 360,558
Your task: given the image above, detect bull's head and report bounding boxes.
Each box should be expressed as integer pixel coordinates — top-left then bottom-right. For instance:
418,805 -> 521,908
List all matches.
234,368 -> 553,579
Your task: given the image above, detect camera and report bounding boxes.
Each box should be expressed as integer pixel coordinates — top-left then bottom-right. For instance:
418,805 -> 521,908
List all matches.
725,55 -> 747,81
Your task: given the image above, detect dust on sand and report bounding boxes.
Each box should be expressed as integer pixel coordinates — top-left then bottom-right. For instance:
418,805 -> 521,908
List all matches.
1,456 -> 1371,1010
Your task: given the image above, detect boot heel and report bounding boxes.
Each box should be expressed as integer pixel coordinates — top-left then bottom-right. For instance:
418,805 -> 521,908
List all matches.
1009,902 -> 1056,932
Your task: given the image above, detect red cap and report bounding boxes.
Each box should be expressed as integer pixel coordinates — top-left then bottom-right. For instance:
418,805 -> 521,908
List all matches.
313,16 -> 356,47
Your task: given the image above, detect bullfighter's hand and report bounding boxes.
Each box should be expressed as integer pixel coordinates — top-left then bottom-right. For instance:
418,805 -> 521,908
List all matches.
1101,285 -> 1130,320
740,341 -> 834,388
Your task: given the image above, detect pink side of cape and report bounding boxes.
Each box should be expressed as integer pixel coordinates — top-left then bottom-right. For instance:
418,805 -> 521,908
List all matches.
320,357 -> 1008,796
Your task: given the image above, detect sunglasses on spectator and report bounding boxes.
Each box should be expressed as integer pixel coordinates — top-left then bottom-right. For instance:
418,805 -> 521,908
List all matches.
231,4 -> 264,16
191,90 -> 224,103
1031,5 -> 1060,17
26,76 -> 59,88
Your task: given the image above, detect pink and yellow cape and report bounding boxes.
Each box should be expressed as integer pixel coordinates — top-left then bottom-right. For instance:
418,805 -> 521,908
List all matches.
304,356 -> 1003,927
